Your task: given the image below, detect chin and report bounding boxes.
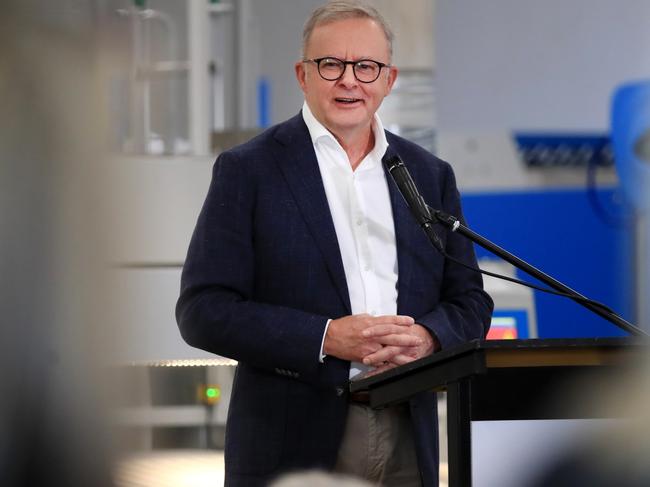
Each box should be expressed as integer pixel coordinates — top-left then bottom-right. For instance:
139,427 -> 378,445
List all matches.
329,114 -> 371,131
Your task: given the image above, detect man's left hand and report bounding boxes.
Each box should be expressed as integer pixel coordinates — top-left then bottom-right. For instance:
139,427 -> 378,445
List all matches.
360,324 -> 438,371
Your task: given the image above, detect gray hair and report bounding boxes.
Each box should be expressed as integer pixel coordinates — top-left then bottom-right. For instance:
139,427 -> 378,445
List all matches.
301,1 -> 394,59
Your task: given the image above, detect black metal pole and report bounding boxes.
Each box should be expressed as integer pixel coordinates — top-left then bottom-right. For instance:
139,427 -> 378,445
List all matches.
447,378 -> 473,487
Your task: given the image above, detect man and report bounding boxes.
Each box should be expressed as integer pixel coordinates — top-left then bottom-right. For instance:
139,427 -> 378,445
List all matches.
176,1 -> 493,486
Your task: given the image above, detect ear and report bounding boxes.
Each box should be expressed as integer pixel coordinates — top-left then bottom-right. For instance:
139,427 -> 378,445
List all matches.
295,61 -> 308,93
384,65 -> 399,95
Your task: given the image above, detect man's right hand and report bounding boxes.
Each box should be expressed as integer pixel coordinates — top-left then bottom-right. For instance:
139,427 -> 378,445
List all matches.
322,314 -> 421,363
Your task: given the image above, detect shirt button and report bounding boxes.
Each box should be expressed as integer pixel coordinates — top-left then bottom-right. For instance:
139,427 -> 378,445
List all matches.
335,387 -> 345,397
356,219 -> 363,226
364,264 -> 370,271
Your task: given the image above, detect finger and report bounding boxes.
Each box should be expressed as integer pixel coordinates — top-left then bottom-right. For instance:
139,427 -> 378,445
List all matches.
371,333 -> 422,348
370,315 -> 415,326
391,353 -> 418,366
357,342 -> 383,359
362,345 -> 405,366
362,324 -> 415,338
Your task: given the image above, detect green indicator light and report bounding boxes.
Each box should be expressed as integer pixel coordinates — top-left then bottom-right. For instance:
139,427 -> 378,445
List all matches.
206,387 -> 220,399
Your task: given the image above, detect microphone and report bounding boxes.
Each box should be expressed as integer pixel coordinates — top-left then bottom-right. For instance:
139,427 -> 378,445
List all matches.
383,154 -> 445,253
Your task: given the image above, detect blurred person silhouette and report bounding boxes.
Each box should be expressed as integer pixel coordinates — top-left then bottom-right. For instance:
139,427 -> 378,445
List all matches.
271,470 -> 373,487
523,348 -> 650,487
1,2 -> 115,486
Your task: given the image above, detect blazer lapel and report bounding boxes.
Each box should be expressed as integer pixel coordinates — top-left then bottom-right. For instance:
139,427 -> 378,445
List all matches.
271,115 -> 352,314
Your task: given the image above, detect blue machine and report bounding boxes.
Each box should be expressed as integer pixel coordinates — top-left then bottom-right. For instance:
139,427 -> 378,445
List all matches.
612,80 -> 650,331
612,81 -> 650,211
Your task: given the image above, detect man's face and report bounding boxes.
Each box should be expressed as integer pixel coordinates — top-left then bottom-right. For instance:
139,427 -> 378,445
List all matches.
295,17 -> 398,141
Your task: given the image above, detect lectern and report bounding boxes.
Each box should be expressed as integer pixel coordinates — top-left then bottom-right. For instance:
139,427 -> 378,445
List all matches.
350,338 -> 643,487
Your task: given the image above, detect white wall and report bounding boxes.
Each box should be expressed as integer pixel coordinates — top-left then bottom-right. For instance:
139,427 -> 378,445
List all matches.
435,0 -> 650,131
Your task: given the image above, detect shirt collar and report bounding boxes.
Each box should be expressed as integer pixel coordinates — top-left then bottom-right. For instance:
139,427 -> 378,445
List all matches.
301,102 -> 389,161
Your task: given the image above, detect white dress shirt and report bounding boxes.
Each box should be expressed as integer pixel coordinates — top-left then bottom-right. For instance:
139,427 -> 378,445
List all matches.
302,103 -> 399,380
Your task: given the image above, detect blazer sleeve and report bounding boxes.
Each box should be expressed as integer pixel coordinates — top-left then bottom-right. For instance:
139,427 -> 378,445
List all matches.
176,151 -> 334,384
415,162 -> 494,350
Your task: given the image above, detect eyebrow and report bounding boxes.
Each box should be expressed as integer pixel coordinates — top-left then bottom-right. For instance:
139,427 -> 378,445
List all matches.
315,55 -> 383,61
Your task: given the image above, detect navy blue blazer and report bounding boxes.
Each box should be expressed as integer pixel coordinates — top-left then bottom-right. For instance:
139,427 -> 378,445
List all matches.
176,113 -> 493,486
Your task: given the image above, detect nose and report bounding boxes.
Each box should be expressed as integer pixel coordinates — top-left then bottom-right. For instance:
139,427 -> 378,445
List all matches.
337,63 -> 358,86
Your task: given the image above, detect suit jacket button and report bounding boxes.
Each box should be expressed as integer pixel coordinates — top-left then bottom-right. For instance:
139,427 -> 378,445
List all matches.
335,387 -> 345,397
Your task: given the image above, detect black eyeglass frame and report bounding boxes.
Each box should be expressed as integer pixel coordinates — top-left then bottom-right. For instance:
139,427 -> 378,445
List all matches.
303,57 -> 391,83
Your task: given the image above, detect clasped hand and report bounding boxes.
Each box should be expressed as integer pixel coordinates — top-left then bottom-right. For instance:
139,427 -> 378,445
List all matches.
323,314 -> 435,374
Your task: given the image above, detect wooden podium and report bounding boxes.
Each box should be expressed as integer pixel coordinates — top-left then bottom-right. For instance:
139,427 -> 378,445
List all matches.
350,338 -> 643,487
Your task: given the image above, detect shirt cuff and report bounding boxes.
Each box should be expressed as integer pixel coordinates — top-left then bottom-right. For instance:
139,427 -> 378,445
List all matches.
319,319 -> 332,363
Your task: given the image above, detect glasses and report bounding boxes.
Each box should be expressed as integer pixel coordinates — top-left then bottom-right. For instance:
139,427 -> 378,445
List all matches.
303,57 -> 391,83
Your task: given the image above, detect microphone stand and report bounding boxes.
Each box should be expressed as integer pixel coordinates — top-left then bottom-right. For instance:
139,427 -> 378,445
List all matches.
430,206 -> 647,337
